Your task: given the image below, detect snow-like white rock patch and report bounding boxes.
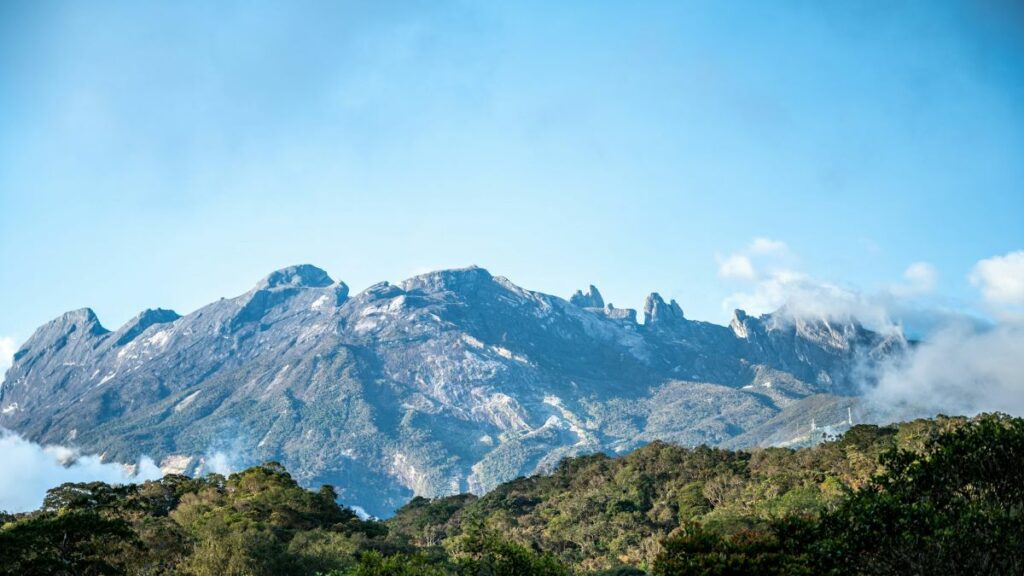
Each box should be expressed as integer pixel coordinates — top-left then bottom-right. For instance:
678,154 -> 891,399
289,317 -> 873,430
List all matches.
460,334 -> 485,349
145,330 -> 171,348
543,394 -> 596,447
491,345 -> 529,364
160,454 -> 193,475
174,390 -> 202,413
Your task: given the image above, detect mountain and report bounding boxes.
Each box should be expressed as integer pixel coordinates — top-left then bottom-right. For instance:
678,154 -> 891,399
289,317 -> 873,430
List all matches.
0,265 -> 905,516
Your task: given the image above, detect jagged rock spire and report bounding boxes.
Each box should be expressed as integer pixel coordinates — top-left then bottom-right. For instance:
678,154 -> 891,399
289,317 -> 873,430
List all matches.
570,285 -> 604,308
730,309 -> 752,338
643,293 -> 684,326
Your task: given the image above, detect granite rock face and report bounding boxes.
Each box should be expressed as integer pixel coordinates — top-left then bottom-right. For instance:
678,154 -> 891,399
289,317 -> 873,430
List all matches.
0,265 -> 904,515
570,285 -> 605,309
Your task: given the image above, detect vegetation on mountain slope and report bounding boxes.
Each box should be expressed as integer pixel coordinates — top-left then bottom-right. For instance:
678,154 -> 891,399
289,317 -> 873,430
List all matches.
2,413 -> 1022,575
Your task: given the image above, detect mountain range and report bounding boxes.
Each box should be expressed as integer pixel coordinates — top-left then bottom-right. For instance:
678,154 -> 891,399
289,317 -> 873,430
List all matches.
0,265 -> 905,515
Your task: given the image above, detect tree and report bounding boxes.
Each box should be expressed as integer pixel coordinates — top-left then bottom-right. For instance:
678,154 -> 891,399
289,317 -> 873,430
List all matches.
0,510 -> 135,576
652,519 -> 815,576
449,526 -> 569,576
819,414 -> 1024,576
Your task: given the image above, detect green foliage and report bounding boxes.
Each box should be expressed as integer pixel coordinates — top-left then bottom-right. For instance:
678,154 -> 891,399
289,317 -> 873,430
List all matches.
2,414 -> 1021,575
652,519 -> 817,576
388,434 -> 883,571
652,413 -> 1024,576
817,413 -> 1024,575
448,526 -> 569,576
0,510 -> 136,575
0,462 -> 390,576
336,550 -> 448,576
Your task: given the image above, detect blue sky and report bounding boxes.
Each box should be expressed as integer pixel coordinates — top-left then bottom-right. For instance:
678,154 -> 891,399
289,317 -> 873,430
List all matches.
1,0 -> 1023,355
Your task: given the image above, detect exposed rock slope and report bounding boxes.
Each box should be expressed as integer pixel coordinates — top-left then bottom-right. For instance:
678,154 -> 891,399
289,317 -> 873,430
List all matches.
0,265 -> 903,515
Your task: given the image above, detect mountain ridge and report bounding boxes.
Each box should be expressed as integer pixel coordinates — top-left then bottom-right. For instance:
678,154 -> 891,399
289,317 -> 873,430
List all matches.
0,264 -> 904,515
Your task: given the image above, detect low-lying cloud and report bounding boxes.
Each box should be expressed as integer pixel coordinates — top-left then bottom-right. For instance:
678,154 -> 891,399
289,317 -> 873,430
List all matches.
863,321 -> 1024,421
0,429 -> 161,513
723,269 -> 894,329
717,238 -> 922,332
720,242 -> 1024,421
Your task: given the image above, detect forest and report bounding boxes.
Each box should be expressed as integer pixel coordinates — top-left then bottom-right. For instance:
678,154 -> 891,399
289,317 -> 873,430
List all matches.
2,413 -> 1022,575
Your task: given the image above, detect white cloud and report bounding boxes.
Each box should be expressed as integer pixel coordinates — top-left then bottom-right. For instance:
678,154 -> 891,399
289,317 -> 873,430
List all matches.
0,430 -> 162,513
717,242 -> 962,337
202,451 -> 235,475
717,237 -> 789,280
721,269 -> 897,331
890,261 -> 937,297
718,237 -> 897,327
970,251 -> 1024,307
714,243 -> 1024,422
749,237 -> 788,255
717,254 -> 757,280
351,505 -> 372,520
864,321 -> 1024,420
0,336 -> 16,373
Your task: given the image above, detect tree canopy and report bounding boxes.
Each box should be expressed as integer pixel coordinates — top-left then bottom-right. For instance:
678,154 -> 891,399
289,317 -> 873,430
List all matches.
2,413 -> 1021,575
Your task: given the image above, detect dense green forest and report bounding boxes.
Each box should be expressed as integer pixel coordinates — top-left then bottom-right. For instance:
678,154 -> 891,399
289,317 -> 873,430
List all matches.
2,413 -> 1022,575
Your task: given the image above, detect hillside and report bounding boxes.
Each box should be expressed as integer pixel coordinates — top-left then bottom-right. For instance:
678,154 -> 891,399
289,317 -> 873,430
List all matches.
0,265 -> 903,515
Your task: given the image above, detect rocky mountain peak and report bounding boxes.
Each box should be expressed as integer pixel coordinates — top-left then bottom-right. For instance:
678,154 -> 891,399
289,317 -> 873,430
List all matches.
399,266 -> 493,293
50,307 -> 109,336
730,309 -> 753,338
115,308 -> 181,346
643,293 -> 684,326
0,266 -> 905,517
570,285 -> 604,309
230,265 -> 341,330
255,264 -> 334,291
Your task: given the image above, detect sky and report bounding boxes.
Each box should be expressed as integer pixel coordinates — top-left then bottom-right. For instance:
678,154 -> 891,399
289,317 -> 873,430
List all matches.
1,0 -> 1023,363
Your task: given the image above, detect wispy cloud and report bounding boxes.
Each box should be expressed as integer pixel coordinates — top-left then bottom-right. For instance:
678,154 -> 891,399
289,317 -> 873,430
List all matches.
716,237 -> 788,281
722,269 -> 902,332
717,254 -> 757,280
716,242 -> 1024,421
864,321 -> 1024,420
890,262 -> 937,297
716,240 -> 1008,341
0,430 -> 161,513
748,237 -> 789,255
717,238 -> 919,331
861,251 -> 1024,420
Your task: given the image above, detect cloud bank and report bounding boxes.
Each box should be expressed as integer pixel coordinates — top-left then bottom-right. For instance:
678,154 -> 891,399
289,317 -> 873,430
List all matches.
865,250 -> 1024,420
864,321 -> 1024,421
720,242 -> 1024,421
0,429 -> 161,513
